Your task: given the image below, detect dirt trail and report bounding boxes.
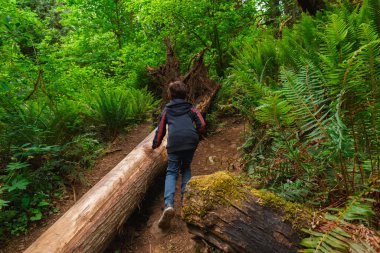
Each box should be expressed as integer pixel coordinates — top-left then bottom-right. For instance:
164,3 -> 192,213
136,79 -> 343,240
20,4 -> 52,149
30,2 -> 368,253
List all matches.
108,116 -> 246,253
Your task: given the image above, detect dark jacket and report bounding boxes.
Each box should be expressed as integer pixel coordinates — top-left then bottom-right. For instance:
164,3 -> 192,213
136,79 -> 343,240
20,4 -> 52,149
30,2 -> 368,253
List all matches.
152,99 -> 205,153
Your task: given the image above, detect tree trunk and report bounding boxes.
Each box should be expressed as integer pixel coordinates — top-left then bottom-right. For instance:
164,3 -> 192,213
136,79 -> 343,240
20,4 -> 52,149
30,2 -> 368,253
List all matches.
24,86 -> 218,253
182,171 -> 307,253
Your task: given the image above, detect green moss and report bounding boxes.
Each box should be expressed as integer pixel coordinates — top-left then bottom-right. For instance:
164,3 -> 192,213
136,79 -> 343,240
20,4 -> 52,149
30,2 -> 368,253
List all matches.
182,171 -> 244,222
182,171 -> 313,231
251,188 -> 313,230
187,171 -> 242,199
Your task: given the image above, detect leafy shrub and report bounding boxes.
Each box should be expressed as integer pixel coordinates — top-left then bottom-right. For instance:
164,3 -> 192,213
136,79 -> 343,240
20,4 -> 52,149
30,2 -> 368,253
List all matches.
0,96 -> 100,240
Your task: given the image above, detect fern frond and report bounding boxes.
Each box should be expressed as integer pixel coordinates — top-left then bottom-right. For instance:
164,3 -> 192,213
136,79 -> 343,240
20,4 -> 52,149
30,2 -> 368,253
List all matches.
88,88 -> 155,138
319,14 -> 353,70
280,63 -> 332,141
255,94 -> 295,127
359,0 -> 380,35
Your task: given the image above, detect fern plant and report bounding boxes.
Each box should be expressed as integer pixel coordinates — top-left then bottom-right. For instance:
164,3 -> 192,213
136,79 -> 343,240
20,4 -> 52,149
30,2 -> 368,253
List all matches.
299,186 -> 378,253
280,63 -> 333,142
87,88 -> 156,138
255,94 -> 295,128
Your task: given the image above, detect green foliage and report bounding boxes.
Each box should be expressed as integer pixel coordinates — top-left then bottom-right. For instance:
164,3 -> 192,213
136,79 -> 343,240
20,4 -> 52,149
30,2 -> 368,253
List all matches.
87,88 -> 157,138
1,0 -> 379,249
280,64 -> 332,141
224,0 -> 380,203
0,0 -> 165,243
133,0 -> 258,76
255,95 -> 295,127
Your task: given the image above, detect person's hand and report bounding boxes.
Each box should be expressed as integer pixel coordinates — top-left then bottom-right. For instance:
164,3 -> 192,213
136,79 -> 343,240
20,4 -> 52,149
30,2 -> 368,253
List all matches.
143,143 -> 153,153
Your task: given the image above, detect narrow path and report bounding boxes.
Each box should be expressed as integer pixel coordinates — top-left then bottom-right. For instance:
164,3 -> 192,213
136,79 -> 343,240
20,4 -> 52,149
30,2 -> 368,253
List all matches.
2,123 -> 152,253
109,116 -> 246,253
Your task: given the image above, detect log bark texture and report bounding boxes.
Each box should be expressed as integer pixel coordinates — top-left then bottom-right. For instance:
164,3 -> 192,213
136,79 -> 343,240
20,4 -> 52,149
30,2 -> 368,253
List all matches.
182,172 -> 311,253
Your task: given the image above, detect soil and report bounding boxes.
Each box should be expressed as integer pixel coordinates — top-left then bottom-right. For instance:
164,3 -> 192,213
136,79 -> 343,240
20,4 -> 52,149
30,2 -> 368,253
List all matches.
2,116 -> 247,253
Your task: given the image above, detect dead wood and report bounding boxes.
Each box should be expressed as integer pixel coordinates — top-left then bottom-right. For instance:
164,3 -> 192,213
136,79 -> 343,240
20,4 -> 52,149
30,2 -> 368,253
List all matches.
182,171 -> 305,253
147,38 -> 219,104
182,172 -> 380,253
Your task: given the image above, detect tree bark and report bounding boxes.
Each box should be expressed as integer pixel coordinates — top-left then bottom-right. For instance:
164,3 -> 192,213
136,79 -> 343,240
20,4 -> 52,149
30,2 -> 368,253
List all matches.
182,171 -> 306,253
24,87 -> 218,253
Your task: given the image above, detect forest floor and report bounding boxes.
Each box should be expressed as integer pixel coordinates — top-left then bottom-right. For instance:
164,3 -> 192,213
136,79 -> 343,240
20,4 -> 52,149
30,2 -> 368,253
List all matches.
2,115 -> 246,253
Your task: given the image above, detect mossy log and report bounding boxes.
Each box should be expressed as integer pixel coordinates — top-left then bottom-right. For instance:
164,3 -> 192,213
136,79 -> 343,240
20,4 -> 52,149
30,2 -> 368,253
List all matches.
182,172 -> 313,253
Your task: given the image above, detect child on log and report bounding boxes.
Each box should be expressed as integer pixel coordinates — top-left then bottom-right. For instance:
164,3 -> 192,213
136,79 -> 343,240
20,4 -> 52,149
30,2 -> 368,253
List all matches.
144,80 -> 206,229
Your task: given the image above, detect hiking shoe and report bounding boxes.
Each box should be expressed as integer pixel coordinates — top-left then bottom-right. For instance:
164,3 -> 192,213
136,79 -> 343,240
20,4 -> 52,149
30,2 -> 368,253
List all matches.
158,206 -> 174,229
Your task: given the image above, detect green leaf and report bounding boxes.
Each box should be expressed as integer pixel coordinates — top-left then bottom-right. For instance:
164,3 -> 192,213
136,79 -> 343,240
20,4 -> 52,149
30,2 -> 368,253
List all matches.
0,199 -> 10,208
29,209 -> 42,221
6,162 -> 29,172
21,195 -> 31,209
300,236 -> 322,248
7,178 -> 30,192
38,201 -> 50,207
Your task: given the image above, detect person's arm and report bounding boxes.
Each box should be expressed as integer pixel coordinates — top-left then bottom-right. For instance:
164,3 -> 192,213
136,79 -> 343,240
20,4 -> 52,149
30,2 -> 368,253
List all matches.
190,106 -> 206,135
152,110 -> 167,149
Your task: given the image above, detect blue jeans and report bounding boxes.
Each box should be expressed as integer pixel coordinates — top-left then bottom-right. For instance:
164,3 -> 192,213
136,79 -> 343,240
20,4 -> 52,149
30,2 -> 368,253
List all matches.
164,149 -> 196,207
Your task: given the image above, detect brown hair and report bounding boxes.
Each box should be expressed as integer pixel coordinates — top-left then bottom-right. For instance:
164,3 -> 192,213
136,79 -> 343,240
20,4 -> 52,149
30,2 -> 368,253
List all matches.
168,81 -> 187,99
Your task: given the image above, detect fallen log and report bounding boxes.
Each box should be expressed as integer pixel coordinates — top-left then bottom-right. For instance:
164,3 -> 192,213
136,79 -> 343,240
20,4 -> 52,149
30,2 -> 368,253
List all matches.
182,171 -> 308,253
25,42 -> 219,252
182,172 -> 380,253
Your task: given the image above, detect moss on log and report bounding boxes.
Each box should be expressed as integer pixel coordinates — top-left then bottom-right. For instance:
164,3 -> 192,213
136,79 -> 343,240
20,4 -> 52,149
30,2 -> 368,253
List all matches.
182,171 -> 312,253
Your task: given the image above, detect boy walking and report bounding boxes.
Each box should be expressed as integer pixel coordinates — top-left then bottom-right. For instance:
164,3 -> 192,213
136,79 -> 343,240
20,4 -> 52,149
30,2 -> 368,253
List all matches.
144,81 -> 205,229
